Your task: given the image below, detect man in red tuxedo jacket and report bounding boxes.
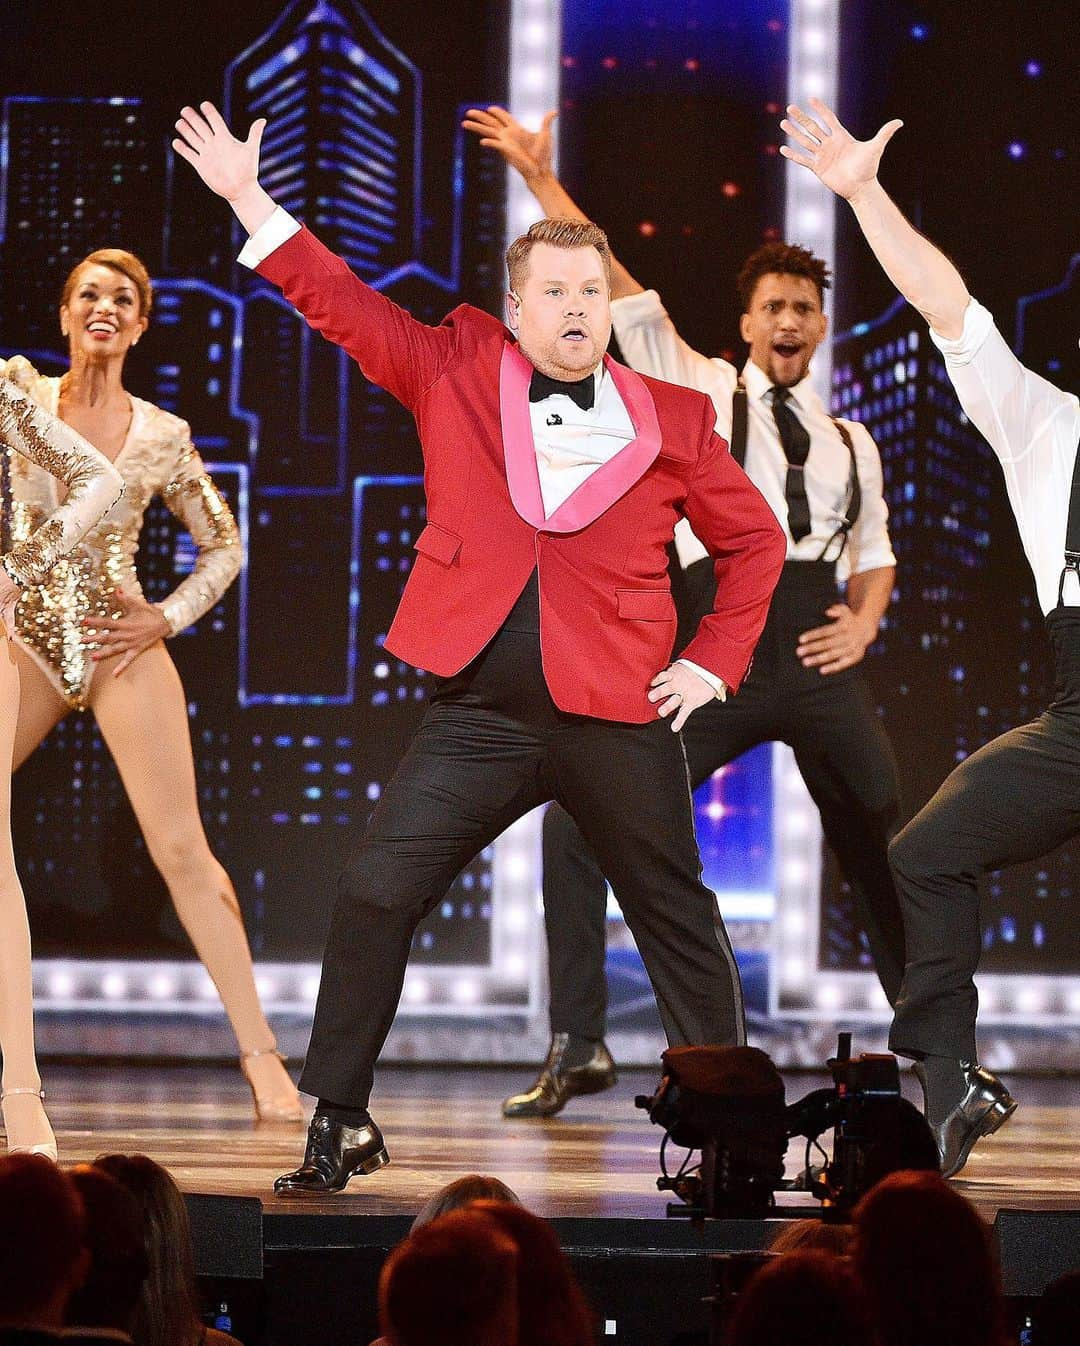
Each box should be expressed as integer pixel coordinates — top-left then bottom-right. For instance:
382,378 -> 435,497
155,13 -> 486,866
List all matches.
176,103 -> 785,1195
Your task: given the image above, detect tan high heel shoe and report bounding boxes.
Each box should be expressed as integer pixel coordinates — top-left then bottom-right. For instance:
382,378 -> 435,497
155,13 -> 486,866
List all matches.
1,1086 -> 58,1161
239,1048 -> 304,1123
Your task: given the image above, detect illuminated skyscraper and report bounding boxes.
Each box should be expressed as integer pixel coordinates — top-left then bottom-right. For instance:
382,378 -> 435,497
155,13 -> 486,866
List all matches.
225,0 -> 420,281
0,96 -> 161,351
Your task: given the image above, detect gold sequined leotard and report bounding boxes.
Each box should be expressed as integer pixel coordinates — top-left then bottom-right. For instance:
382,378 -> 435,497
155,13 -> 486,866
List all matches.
1,368 -> 124,633
1,356 -> 241,708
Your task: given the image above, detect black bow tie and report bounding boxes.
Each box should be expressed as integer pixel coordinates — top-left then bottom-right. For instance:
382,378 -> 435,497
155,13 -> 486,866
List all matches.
528,368 -> 596,412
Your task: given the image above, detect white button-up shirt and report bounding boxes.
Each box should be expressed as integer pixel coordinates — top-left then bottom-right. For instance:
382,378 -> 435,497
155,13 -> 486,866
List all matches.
528,366 -> 635,516
930,298 -> 1080,614
610,288 -> 896,578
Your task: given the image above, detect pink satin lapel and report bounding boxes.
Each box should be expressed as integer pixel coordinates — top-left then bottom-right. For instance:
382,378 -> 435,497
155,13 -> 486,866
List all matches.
498,345 -> 663,534
499,342 -> 547,528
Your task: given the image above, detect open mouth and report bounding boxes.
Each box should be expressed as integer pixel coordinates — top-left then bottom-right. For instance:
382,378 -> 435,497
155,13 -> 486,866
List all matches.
560,327 -> 588,343
773,341 -> 802,359
86,322 -> 118,337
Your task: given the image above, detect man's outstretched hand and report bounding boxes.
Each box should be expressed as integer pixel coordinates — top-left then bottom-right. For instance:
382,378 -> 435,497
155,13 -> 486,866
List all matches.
461,105 -> 556,182
779,97 -> 902,201
173,102 -> 275,236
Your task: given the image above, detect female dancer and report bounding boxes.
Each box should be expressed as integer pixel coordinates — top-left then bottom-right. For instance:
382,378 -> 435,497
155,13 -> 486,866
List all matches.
2,372 -> 124,1158
5,248 -> 302,1133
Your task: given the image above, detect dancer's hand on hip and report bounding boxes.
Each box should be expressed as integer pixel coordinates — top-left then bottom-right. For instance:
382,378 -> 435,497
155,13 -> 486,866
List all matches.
649,663 -> 715,732
0,569 -> 22,618
779,98 -> 903,201
796,603 -> 876,674
85,588 -> 171,676
461,105 -> 557,183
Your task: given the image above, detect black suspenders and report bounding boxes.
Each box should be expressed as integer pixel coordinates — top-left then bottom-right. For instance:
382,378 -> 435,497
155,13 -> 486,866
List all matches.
1056,435 -> 1080,607
729,377 -> 861,561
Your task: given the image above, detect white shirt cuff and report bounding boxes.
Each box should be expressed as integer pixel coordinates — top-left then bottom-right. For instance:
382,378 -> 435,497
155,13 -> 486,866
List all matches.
676,658 -> 727,701
237,206 -> 302,270
673,518 -> 709,568
928,297 -> 995,367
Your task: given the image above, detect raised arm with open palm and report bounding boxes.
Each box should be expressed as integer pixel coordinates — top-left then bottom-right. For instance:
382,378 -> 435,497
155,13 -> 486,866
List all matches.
461,105 -> 645,299
779,96 -> 969,338
173,102 -> 276,236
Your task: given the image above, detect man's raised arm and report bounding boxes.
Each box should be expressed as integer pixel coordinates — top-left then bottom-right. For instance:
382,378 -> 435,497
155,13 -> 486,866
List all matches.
462,105 -> 645,301
778,97 -> 969,339
463,106 -> 725,396
174,103 -> 455,411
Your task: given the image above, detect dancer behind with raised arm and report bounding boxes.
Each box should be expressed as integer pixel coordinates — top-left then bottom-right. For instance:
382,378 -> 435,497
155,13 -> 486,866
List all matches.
464,106 -> 905,1119
174,101 -> 785,1194
3,250 -> 302,1126
1,372 -> 123,1158
781,96 -> 1079,1175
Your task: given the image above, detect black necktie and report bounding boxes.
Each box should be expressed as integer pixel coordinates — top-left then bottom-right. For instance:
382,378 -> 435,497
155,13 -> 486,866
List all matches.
772,386 -> 812,542
529,368 -> 595,411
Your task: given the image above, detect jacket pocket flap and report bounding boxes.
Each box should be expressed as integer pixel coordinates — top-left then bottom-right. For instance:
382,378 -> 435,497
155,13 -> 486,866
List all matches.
414,522 -> 463,566
617,588 -> 675,621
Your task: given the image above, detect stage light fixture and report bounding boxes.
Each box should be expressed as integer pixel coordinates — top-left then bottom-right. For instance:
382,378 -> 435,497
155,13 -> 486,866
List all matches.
638,1035 -> 939,1219
636,1045 -> 788,1218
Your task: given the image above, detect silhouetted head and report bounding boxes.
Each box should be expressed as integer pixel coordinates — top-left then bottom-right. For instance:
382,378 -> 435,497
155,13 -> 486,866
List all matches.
853,1170 -> 1007,1346
66,1164 -> 148,1332
379,1205 -> 519,1346
0,1154 -> 87,1329
411,1173 -> 521,1230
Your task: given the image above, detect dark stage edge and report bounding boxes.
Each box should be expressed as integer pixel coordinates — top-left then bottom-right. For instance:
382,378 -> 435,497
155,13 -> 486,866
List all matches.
27,1063 -> 1080,1346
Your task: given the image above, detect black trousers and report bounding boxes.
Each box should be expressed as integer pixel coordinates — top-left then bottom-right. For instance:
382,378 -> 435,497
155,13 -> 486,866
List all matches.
889,606 -> 1080,1061
543,561 -> 907,1043
298,576 -> 744,1108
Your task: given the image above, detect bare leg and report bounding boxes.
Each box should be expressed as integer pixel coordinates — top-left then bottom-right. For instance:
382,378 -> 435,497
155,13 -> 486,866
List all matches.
0,637 -> 57,1156
9,644 -> 69,772
88,642 -> 301,1120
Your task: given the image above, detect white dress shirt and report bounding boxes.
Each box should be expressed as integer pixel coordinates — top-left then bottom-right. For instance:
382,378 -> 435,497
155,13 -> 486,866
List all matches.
610,288 -> 896,579
528,366 -> 635,516
240,211 -> 725,696
930,298 -> 1080,614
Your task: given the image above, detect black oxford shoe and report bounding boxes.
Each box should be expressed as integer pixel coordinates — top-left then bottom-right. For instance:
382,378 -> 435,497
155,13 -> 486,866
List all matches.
274,1113 -> 389,1195
917,1062 -> 1017,1179
503,1034 -> 617,1118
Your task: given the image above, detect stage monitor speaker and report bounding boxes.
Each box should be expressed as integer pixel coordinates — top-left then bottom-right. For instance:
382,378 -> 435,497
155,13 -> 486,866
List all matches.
185,1193 -> 263,1280
992,1208 -> 1080,1296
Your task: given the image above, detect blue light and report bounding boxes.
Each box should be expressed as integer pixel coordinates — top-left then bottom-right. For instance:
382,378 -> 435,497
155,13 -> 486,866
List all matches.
910,23 -> 929,40
1008,141 -> 1026,160
1025,60 -> 1042,77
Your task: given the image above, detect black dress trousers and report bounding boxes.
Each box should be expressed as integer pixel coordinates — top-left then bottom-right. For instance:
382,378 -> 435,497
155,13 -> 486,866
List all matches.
889,607 -> 1080,1061
543,559 -> 908,1043
298,574 -> 745,1108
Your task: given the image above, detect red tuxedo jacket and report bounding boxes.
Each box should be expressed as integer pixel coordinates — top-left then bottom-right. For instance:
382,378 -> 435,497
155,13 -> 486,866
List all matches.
257,227 -> 785,722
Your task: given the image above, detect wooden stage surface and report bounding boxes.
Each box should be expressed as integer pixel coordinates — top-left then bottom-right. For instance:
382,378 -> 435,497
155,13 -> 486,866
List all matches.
30,1061 -> 1080,1226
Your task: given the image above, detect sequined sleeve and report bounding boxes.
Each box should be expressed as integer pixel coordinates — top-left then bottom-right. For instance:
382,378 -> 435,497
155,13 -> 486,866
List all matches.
157,434 -> 241,635
0,376 -> 124,588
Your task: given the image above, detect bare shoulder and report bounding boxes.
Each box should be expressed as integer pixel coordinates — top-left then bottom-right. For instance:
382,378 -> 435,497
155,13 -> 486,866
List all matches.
203,1328 -> 244,1346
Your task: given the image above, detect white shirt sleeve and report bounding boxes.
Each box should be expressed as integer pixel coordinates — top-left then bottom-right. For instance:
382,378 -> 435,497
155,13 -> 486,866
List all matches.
237,206 -> 303,270
610,290 -> 732,398
841,420 -> 896,577
675,658 -> 727,700
928,297 -> 1075,467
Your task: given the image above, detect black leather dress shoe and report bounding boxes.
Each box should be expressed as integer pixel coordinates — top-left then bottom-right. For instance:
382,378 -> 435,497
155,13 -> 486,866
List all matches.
502,1034 -> 617,1118
915,1061 -> 1017,1179
273,1113 -> 389,1194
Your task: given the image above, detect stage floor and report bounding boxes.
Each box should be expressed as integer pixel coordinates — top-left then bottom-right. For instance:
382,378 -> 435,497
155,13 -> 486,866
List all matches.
32,1061 -> 1080,1223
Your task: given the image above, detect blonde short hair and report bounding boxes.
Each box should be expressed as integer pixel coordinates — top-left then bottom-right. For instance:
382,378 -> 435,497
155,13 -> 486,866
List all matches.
506,217 -> 612,293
